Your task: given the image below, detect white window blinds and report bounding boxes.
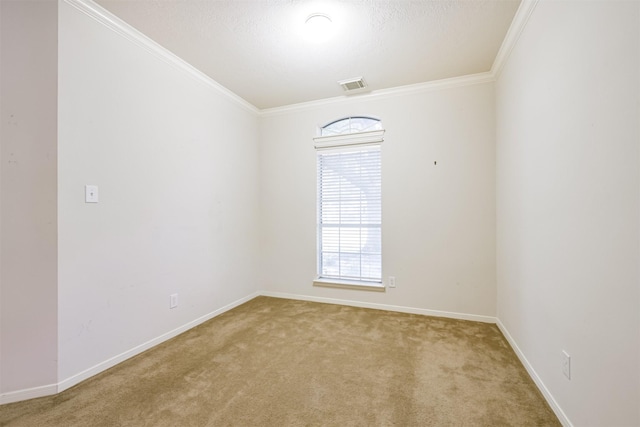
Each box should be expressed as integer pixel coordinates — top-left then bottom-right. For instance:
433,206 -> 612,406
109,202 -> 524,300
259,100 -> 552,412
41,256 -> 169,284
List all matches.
317,146 -> 382,283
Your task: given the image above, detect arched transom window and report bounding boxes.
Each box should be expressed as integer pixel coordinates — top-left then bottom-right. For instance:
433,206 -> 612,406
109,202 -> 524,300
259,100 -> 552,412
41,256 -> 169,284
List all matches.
320,116 -> 382,137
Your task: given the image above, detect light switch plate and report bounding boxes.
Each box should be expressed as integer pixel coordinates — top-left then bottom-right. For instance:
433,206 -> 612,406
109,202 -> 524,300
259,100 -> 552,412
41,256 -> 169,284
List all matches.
85,185 -> 99,203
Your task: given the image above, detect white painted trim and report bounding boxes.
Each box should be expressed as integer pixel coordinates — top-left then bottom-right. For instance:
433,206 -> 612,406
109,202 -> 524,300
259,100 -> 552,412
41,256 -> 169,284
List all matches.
58,291 -> 260,393
496,319 -> 573,427
0,292 -> 260,404
259,72 -> 495,117
1,288 -> 572,427
313,130 -> 385,150
258,0 -> 538,116
313,278 -> 386,292
259,291 -> 497,323
61,0 -> 536,116
60,0 -> 538,117
0,383 -> 58,405
62,0 -> 259,115
491,0 -> 539,78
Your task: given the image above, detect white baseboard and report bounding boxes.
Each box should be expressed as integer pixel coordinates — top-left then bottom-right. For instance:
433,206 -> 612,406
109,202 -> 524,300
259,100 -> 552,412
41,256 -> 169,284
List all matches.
495,319 -> 573,427
3,289 -> 570,427
259,291 -> 498,323
0,383 -> 58,405
58,291 -> 260,393
262,292 -> 573,426
1,292 -> 260,405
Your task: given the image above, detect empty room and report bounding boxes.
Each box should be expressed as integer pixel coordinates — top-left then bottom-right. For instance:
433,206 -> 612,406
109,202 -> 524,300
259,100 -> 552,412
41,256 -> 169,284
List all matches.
1,0 -> 639,425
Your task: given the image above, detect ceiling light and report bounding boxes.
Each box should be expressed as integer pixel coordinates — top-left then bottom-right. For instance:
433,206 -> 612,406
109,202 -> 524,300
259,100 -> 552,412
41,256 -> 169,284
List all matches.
304,13 -> 333,42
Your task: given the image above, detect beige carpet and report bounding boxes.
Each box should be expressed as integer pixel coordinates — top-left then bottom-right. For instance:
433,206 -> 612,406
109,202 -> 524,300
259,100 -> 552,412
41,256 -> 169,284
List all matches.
0,296 -> 560,426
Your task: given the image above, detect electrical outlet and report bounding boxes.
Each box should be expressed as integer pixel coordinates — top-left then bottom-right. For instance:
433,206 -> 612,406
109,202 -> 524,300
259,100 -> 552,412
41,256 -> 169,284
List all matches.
561,350 -> 571,379
170,293 -> 178,309
388,276 -> 396,288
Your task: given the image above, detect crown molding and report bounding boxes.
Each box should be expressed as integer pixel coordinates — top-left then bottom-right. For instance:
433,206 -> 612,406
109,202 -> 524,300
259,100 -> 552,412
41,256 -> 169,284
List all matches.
259,72 -> 495,117
63,0 -> 538,118
259,0 -> 540,117
491,0 -> 540,78
63,0 -> 259,116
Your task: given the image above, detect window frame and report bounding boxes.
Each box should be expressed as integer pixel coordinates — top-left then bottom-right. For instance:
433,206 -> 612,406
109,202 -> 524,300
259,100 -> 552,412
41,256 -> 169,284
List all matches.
313,118 -> 385,291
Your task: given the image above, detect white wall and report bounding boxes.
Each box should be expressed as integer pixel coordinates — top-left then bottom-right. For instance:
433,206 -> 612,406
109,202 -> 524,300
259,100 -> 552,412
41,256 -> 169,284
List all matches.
5,3 -> 638,424
496,1 -> 640,425
57,0 -> 260,385
259,82 -> 496,318
0,0 -> 58,395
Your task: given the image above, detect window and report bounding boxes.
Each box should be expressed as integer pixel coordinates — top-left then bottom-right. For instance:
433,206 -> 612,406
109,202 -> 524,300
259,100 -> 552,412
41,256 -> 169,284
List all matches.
314,117 -> 384,289
321,116 -> 383,136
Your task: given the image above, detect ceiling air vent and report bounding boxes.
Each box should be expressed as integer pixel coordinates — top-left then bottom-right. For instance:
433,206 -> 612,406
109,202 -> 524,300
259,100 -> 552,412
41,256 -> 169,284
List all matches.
338,77 -> 367,92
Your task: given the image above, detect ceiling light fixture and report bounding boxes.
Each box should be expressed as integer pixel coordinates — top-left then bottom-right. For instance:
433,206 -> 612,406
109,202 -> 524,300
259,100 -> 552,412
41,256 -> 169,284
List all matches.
304,13 -> 333,42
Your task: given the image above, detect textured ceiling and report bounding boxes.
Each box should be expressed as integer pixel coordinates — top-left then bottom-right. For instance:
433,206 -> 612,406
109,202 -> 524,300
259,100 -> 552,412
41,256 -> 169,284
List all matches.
94,0 -> 521,110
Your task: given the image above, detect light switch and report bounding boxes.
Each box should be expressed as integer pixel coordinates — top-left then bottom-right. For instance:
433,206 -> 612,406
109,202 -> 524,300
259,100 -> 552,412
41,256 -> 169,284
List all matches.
85,185 -> 99,203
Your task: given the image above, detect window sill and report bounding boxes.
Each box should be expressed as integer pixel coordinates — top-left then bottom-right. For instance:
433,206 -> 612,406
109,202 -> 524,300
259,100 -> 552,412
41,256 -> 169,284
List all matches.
313,278 -> 386,292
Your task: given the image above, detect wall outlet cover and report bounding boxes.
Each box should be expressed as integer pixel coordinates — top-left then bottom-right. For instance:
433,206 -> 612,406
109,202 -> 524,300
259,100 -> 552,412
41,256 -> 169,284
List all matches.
561,350 -> 571,380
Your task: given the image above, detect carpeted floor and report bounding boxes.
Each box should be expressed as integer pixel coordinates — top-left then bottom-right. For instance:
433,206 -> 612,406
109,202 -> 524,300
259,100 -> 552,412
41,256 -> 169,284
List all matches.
0,296 -> 560,426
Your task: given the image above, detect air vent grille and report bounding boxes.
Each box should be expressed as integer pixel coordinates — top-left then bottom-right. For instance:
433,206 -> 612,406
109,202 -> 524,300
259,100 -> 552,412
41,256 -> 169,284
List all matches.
338,77 -> 367,92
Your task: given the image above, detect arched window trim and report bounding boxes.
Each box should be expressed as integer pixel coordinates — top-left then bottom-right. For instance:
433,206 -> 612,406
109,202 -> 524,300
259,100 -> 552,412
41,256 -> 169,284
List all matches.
314,116 -> 384,150
321,116 -> 382,135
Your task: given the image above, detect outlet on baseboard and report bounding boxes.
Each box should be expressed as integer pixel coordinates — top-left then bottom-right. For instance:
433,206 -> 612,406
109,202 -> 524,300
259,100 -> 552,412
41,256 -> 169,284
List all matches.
170,293 -> 178,309
561,350 -> 571,379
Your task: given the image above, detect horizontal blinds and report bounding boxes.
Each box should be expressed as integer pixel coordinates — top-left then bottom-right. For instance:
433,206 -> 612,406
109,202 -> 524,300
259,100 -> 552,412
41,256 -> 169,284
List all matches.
317,147 -> 382,282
